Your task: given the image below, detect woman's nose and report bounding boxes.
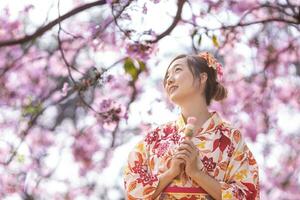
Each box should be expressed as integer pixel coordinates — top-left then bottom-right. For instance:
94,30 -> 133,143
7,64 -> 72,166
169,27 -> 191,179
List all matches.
166,76 -> 174,86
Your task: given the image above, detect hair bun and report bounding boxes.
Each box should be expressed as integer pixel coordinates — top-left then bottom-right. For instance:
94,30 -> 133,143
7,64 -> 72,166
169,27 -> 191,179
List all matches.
214,82 -> 228,101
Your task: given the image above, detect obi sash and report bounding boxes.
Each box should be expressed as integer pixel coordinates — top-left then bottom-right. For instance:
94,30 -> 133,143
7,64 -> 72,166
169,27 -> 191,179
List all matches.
163,186 -> 208,194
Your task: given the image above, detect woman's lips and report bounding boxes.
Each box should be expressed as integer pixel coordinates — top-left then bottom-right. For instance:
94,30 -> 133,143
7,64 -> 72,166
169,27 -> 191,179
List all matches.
170,86 -> 178,94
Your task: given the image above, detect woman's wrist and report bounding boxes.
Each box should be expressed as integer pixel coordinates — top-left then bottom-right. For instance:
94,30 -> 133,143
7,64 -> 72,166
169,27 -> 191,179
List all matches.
152,169 -> 177,199
189,168 -> 203,181
165,169 -> 178,180
189,169 -> 222,200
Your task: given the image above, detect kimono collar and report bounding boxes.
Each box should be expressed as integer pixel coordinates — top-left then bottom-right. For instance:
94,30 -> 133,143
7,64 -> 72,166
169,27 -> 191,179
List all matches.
175,111 -> 223,135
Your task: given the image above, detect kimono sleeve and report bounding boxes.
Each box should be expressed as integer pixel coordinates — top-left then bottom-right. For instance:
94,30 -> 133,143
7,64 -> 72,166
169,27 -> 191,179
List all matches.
220,129 -> 260,200
123,139 -> 160,200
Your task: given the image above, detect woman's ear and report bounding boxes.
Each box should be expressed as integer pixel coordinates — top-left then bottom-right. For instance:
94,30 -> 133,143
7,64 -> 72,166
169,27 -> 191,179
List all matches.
200,72 -> 208,85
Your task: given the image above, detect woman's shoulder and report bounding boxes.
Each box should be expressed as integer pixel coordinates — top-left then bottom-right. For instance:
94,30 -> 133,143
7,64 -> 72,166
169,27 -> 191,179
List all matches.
140,120 -> 176,143
145,120 -> 176,136
219,120 -> 245,145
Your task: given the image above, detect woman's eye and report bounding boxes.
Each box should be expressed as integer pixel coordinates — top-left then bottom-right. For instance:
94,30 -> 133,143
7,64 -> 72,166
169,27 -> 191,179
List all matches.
175,68 -> 181,71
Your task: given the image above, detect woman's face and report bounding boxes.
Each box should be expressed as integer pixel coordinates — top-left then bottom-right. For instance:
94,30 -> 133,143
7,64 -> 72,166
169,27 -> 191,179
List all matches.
165,57 -> 202,104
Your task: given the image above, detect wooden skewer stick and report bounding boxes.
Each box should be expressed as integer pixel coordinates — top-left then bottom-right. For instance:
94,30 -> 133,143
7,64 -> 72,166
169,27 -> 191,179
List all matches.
175,116 -> 197,179
184,117 -> 196,139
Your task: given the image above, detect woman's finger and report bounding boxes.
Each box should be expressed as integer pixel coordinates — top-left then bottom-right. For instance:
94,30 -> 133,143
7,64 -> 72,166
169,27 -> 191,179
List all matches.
173,155 -> 186,164
176,151 -> 191,163
182,140 -> 197,151
176,154 -> 189,163
176,149 -> 190,157
179,143 -> 198,157
177,144 -> 193,154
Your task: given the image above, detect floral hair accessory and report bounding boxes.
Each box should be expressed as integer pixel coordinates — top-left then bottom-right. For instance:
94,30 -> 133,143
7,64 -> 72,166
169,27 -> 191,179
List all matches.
198,52 -> 223,80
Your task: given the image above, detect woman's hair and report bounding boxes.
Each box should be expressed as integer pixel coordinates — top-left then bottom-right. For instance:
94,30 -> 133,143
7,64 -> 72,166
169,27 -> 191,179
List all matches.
163,54 -> 228,106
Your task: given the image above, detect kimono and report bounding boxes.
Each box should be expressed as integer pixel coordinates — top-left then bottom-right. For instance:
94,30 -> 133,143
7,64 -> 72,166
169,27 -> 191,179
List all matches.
123,111 -> 260,200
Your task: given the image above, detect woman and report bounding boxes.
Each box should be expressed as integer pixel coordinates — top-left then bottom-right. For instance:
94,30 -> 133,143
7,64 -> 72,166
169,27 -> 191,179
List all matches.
123,52 -> 260,200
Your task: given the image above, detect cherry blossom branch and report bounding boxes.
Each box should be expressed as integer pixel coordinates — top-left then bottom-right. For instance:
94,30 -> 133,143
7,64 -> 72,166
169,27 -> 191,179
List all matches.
0,41 -> 35,77
0,0 -> 107,48
54,0 -> 140,149
110,77 -> 138,148
182,1 -> 300,39
214,18 -> 299,30
147,0 -> 187,44
57,0 -> 77,84
2,82 -> 78,165
111,0 -> 134,40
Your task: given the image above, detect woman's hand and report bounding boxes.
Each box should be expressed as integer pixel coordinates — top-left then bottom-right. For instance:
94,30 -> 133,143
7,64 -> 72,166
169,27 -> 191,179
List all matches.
175,139 -> 200,177
168,154 -> 185,178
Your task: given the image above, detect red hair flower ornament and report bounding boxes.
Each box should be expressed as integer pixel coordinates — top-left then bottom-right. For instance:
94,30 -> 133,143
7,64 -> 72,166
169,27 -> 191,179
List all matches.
198,52 -> 223,80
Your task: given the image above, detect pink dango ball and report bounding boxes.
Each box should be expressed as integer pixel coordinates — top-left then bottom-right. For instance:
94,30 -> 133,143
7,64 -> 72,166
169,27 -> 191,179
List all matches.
187,117 -> 196,125
184,117 -> 196,138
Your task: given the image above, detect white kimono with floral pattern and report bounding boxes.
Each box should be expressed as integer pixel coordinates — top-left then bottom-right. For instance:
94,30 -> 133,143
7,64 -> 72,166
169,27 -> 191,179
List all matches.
124,111 -> 260,200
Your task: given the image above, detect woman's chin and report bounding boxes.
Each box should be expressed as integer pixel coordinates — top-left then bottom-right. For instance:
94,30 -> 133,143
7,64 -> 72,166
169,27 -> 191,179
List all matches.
169,92 -> 181,102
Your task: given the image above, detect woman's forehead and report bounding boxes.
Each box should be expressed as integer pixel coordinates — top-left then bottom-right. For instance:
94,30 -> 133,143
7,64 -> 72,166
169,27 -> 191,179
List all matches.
167,57 -> 187,73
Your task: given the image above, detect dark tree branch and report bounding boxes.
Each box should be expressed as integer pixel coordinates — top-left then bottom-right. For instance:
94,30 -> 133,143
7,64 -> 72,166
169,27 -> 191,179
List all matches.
111,0 -> 134,40
0,0 -> 107,48
147,0 -> 187,44
57,0 -> 77,84
216,18 -> 299,30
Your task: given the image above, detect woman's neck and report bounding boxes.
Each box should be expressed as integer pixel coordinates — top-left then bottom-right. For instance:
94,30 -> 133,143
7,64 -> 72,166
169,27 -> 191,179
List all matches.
180,105 -> 211,130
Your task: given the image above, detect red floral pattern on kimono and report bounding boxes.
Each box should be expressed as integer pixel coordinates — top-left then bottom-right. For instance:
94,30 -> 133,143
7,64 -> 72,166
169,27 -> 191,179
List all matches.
123,111 -> 260,200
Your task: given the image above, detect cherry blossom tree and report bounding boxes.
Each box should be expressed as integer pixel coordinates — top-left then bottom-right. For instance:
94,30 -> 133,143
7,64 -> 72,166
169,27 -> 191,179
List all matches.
0,0 -> 299,199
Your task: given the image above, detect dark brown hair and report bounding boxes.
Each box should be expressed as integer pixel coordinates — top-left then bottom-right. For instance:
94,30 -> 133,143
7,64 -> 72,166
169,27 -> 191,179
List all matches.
163,54 -> 228,106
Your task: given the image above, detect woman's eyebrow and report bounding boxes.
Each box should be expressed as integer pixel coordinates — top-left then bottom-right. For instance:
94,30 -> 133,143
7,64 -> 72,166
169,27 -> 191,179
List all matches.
166,64 -> 182,77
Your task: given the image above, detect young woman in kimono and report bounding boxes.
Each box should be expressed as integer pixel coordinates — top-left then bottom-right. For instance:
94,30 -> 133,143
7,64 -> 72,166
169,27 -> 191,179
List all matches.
123,52 -> 260,200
